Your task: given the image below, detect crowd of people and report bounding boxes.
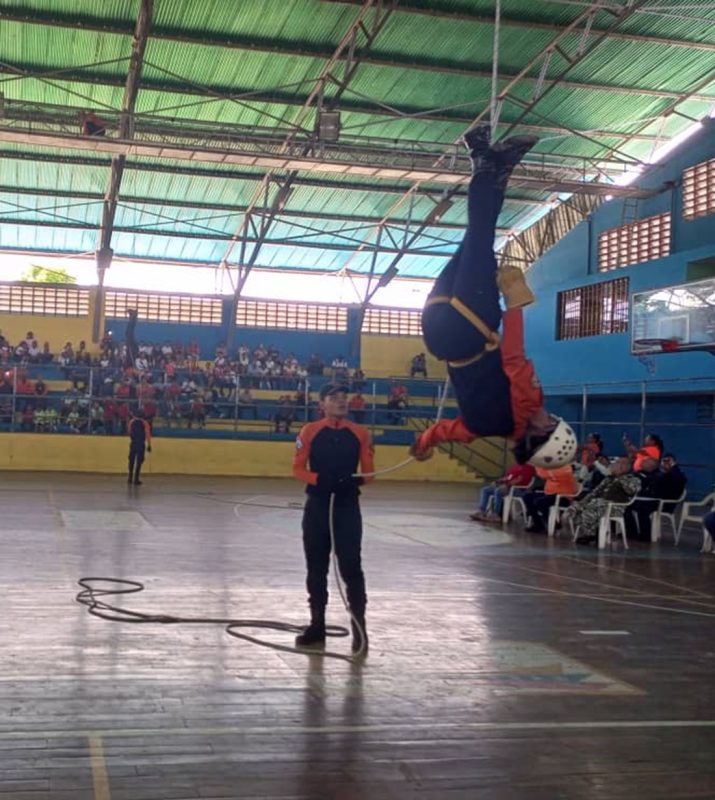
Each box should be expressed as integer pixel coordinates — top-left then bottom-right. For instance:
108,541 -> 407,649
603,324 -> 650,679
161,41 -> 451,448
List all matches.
0,331 -> 422,434
471,431 -> 689,546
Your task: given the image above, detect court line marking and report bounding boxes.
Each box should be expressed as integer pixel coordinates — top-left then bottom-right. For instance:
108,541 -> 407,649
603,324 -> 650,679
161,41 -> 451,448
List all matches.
579,630 -> 631,635
476,574 -> 715,618
558,553 -> 715,600
484,557 -> 715,613
88,733 -> 111,800
2,720 -> 715,742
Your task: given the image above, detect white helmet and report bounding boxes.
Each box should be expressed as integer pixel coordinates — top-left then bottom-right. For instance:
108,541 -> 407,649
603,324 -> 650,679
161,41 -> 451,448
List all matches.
528,418 -> 578,469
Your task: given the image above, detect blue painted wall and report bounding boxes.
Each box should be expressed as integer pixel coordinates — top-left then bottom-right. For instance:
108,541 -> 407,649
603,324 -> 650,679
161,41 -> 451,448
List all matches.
524,118 -> 715,389
106,297 -> 356,364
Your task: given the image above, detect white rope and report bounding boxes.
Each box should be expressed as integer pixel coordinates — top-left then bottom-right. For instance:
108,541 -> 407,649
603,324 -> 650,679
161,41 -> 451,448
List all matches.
490,0 -> 502,143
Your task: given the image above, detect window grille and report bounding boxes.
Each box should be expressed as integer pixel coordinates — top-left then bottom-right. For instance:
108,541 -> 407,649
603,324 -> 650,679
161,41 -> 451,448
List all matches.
683,157 -> 715,221
236,300 -> 348,332
362,307 -> 422,336
557,277 -> 629,340
597,213 -> 671,271
105,291 -> 222,325
0,283 -> 89,316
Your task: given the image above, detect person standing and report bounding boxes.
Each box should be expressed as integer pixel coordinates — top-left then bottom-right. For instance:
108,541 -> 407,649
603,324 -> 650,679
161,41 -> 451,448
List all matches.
292,383 -> 375,654
127,410 -> 152,485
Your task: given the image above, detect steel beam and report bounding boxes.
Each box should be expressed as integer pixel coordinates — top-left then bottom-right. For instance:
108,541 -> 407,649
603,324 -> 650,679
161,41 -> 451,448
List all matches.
94,0 -> 153,342
0,216 -> 455,256
0,126 -> 653,197
0,148 -> 552,206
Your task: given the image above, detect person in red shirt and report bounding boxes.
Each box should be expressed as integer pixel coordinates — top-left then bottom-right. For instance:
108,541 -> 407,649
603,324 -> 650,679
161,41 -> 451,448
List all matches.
470,462 -> 535,522
348,391 -> 367,424
623,432 -> 663,472
411,126 -> 577,472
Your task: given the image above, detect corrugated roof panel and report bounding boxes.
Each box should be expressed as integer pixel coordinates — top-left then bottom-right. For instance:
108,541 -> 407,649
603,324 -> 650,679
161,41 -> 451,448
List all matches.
153,0 -> 355,46
0,222 -> 96,253
0,0 -> 136,21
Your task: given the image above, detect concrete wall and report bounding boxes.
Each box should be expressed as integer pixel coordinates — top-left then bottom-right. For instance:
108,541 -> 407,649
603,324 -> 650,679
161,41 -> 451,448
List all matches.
0,434 -> 473,483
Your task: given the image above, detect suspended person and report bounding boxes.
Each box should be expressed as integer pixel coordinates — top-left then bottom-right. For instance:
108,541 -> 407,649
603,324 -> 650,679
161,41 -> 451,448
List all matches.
410,126 -> 578,471
127,409 -> 152,486
292,383 -> 374,654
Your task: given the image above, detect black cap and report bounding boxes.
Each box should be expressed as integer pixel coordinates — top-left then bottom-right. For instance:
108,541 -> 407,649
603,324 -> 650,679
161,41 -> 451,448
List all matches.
319,382 -> 349,400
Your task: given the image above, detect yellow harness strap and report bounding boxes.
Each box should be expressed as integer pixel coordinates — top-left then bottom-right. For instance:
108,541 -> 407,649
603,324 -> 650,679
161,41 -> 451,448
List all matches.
423,295 -> 500,368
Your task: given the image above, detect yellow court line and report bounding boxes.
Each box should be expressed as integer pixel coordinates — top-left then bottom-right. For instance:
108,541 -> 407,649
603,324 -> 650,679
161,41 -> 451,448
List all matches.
88,734 -> 111,800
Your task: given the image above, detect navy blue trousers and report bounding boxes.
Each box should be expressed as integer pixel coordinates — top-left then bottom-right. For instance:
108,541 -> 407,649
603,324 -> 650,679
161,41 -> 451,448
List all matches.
421,169 -> 514,437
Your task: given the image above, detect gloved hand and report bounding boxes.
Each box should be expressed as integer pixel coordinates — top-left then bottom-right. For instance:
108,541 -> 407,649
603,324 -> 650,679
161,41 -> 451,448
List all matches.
409,440 -> 433,462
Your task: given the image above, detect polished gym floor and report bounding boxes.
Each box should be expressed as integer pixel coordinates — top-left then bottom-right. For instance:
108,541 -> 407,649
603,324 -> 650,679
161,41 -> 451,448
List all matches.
1,472 -> 714,800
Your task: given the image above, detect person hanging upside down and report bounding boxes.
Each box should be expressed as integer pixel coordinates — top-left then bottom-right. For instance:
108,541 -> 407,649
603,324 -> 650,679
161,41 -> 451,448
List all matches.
411,126 -> 578,470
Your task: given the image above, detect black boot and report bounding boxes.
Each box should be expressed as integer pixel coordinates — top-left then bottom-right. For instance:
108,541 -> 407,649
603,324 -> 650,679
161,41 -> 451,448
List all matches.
492,134 -> 539,190
350,614 -> 368,655
463,126 -> 497,174
295,607 -> 326,648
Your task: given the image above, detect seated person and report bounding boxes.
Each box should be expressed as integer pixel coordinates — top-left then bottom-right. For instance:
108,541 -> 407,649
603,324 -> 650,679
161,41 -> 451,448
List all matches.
410,126 -> 578,475
236,387 -> 257,419
573,448 -> 606,496
470,462 -> 535,522
565,457 -> 641,543
523,464 -> 579,533
624,453 -> 687,541
623,432 -> 663,471
410,352 -> 427,378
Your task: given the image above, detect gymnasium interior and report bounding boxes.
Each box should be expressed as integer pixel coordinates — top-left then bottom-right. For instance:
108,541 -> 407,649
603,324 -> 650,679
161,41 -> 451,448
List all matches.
0,1 -> 714,798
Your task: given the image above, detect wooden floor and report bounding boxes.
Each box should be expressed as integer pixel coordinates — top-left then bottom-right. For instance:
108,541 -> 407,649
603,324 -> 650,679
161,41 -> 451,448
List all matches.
2,472 -> 715,800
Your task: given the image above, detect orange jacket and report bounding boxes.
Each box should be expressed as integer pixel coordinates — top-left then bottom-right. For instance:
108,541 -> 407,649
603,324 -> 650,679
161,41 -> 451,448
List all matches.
293,417 -> 374,487
536,465 -> 578,496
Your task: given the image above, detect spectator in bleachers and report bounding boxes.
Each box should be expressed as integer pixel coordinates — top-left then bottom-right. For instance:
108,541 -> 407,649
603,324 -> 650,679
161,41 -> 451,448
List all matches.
471,462 -> 535,522
348,391 -> 367,424
58,342 -> 74,367
237,387 -> 257,419
33,378 -> 48,399
307,353 -> 324,376
624,453 -> 688,541
623,432 -> 663,471
567,457 -> 641,544
40,342 -> 53,364
410,352 -> 427,378
187,395 -> 205,429
351,367 -> 366,392
331,354 -> 349,381
522,464 -> 579,533
273,395 -> 295,433
387,390 -> 408,425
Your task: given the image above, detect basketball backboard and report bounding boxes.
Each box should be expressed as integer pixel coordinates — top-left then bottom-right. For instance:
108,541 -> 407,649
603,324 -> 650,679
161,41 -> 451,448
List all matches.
631,277 -> 715,356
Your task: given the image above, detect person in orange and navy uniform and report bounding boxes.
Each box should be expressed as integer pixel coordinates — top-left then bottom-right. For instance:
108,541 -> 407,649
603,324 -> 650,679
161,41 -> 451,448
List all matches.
292,382 -> 375,653
127,409 -> 152,486
412,125 -> 578,473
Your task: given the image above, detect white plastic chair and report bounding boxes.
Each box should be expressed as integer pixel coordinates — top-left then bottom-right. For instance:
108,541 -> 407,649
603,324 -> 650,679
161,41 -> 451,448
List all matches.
647,489 -> 688,543
597,497 -> 638,550
547,484 -> 582,537
501,478 -> 535,524
675,492 -> 715,550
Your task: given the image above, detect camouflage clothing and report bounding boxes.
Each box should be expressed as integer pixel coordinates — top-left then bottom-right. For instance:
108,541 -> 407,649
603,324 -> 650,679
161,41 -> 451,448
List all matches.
564,473 -> 641,537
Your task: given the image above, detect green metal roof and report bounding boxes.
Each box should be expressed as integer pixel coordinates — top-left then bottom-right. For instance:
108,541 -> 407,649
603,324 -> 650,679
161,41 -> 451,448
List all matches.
0,0 -> 712,283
